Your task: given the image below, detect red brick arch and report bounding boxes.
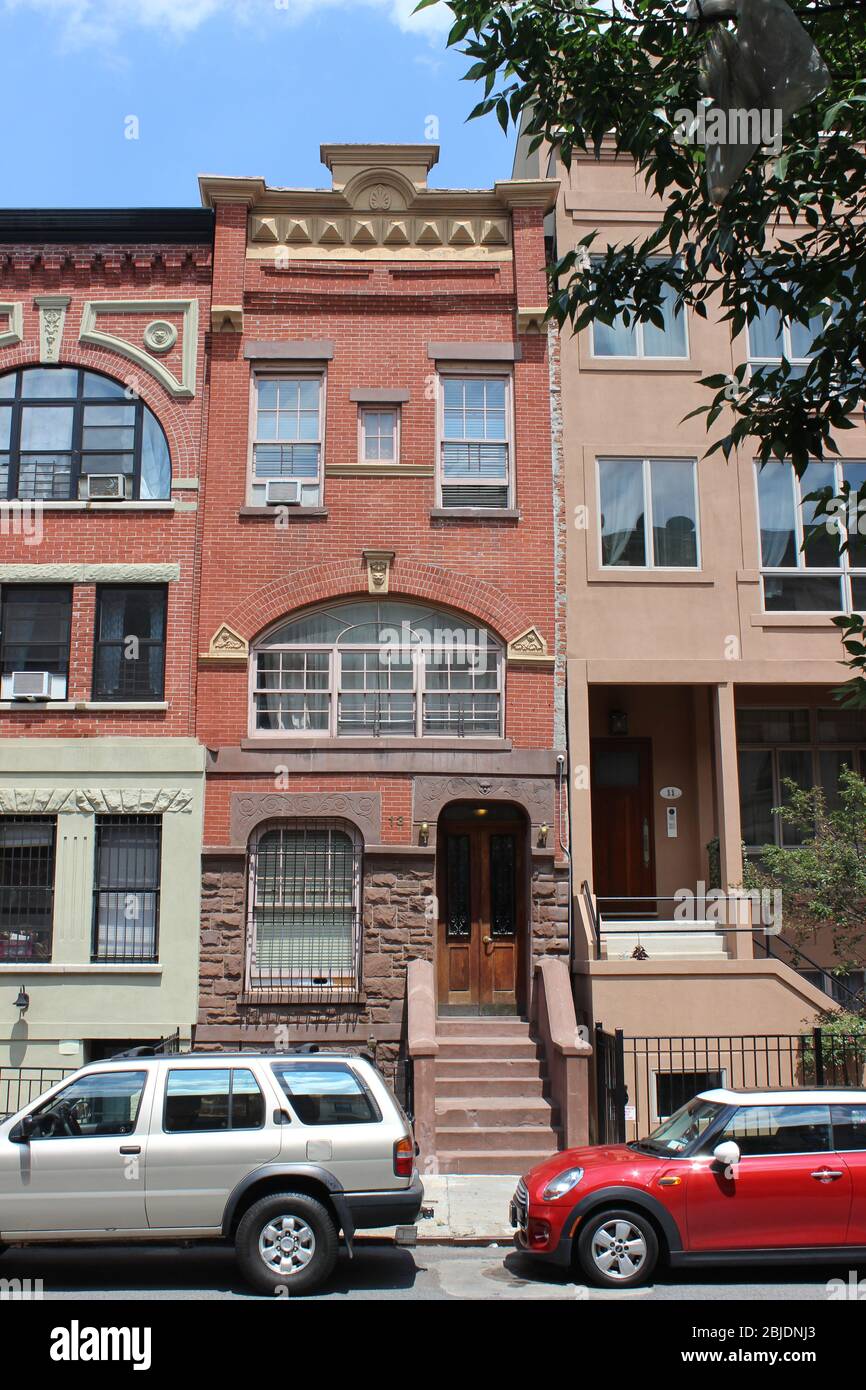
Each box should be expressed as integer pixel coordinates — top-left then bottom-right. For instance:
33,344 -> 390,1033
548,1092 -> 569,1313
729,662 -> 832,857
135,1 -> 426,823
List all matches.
224,558 -> 538,646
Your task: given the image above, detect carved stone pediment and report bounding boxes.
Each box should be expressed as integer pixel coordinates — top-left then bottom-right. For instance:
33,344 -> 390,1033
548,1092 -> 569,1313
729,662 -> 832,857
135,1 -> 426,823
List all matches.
200,624 -> 249,665
507,626 -> 553,663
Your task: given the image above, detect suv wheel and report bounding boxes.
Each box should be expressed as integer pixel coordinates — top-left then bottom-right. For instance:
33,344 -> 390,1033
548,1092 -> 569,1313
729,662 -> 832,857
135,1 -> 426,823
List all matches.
235,1192 -> 339,1295
576,1207 -> 658,1289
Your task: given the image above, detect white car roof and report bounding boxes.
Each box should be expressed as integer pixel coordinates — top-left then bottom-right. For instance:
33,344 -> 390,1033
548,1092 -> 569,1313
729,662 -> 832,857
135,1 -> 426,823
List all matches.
699,1088 -> 866,1105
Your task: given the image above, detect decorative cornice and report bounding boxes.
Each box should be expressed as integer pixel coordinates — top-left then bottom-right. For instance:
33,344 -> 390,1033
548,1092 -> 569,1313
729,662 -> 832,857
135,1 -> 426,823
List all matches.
493,178 -> 560,211
0,787 -> 193,815
0,563 -> 180,582
78,298 -> 199,398
0,301 -> 23,348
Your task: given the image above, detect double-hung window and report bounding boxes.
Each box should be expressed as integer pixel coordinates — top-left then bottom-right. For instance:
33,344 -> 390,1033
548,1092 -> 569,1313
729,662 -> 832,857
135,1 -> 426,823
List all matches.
590,259 -> 688,358
359,408 -> 398,463
756,458 -> 866,611
747,303 -> 825,381
438,374 -> 512,508
0,816 -> 56,962
92,815 -> 161,962
251,600 -> 504,739
0,585 -> 72,700
247,820 -> 362,991
251,375 -> 323,506
597,457 -> 700,568
92,585 -> 167,701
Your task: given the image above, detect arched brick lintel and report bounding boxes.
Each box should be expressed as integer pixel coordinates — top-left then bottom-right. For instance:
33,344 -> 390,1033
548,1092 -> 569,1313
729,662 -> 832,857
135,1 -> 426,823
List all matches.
225,558 -> 538,646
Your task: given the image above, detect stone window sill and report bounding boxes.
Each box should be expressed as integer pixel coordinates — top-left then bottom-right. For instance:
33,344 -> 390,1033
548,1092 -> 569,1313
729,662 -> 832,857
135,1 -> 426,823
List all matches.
579,358 -> 701,374
0,963 -> 162,974
238,507 -> 329,519
240,736 -> 512,752
0,701 -> 168,712
750,612 -> 844,629
430,507 -> 520,522
5,500 -> 180,512
586,568 -> 713,586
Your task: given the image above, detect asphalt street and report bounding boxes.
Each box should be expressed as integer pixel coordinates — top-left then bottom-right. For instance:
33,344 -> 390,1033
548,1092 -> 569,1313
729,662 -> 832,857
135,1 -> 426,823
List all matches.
2,1241 -> 863,1301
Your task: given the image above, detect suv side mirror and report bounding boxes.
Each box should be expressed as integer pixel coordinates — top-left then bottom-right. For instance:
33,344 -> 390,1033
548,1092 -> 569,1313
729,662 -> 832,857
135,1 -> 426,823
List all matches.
9,1115 -> 34,1144
712,1139 -> 740,1169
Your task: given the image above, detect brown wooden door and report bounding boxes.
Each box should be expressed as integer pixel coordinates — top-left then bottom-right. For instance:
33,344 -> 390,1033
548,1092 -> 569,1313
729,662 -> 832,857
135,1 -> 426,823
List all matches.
437,818 -> 524,1014
591,738 -> 656,909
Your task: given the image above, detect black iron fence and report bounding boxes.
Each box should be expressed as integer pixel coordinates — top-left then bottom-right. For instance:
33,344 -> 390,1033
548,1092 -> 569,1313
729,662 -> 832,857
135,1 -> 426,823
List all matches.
595,1027 -> 866,1143
0,1067 -> 73,1122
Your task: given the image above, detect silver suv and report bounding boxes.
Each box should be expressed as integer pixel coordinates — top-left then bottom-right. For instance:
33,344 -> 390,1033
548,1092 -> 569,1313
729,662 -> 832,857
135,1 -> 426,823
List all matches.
0,1049 -> 423,1294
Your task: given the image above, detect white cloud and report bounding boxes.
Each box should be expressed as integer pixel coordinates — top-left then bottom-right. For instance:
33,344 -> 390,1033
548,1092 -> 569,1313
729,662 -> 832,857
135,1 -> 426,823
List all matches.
2,0 -> 452,49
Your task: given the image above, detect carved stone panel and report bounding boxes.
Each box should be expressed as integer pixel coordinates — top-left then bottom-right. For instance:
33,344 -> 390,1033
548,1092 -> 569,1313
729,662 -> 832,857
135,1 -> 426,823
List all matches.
230,791 -> 382,848
413,775 -> 555,843
0,788 -> 193,815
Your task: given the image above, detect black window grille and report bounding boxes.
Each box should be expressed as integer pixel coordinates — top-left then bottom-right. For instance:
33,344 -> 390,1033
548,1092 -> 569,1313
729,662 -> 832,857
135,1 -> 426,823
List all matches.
0,816 -> 56,962
92,585 -> 167,701
92,815 -> 161,962
0,366 -> 171,501
0,586 -> 72,696
247,820 -> 362,996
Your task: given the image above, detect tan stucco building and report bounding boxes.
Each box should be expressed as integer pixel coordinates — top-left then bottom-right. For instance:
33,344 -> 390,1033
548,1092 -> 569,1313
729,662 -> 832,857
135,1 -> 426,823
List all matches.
530,140 -> 866,1057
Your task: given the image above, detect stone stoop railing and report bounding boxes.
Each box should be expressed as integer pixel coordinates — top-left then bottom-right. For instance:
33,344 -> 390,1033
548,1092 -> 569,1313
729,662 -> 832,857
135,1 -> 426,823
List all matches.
530,956 -> 593,1150
406,957 -> 438,1169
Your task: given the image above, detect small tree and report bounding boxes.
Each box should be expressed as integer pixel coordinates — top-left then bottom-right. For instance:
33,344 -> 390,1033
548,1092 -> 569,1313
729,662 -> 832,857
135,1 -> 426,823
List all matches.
745,765 -> 866,995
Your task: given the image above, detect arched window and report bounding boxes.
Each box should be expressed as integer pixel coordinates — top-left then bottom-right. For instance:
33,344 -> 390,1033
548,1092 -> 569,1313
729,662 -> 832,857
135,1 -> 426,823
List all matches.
247,820 -> 362,991
0,366 -> 171,501
251,599 -> 504,738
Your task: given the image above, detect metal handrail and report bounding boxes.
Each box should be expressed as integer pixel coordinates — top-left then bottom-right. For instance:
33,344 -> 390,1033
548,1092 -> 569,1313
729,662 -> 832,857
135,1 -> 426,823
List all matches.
755,931 -> 865,1011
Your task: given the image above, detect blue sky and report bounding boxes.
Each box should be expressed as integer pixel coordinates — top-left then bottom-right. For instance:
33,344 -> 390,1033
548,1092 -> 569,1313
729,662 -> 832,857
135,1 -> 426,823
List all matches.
0,0 -> 517,207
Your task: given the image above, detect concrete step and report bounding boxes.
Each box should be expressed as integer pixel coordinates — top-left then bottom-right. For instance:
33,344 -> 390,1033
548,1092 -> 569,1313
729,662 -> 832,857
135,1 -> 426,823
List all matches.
434,1057 -> 543,1081
435,1124 -> 558,1153
435,1075 -> 546,1098
435,1096 -> 557,1128
435,1149 -> 558,1176
436,1017 -> 531,1038
435,1038 -> 541,1060
602,932 -> 729,961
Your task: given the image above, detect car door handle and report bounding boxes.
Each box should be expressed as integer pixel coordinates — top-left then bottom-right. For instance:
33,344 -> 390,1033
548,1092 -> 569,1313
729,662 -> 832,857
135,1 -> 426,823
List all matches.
119,1145 -> 141,1155
810,1168 -> 844,1182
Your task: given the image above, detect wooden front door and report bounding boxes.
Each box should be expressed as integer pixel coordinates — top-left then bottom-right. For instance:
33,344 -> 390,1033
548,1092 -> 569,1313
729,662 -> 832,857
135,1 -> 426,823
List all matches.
437,816 -> 525,1014
591,738 -> 656,906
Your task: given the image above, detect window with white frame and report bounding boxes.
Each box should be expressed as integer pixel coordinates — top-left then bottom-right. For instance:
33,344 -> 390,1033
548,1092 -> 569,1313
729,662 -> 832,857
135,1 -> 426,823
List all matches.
597,457 -> 700,568
250,375 -> 323,506
755,458 -> 866,612
590,259 -> 688,359
359,408 -> 398,463
246,820 -> 362,991
737,704 -> 866,850
438,374 -> 512,508
251,599 -> 503,738
747,303 -> 826,381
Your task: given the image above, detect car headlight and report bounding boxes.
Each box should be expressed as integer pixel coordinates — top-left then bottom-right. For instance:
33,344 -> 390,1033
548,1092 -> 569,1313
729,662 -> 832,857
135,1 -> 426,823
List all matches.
541,1167 -> 585,1200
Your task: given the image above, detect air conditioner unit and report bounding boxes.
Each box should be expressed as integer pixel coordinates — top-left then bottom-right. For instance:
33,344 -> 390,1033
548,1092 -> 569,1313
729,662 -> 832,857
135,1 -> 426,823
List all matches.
10,670 -> 52,700
83,474 -> 126,500
265,478 -> 301,506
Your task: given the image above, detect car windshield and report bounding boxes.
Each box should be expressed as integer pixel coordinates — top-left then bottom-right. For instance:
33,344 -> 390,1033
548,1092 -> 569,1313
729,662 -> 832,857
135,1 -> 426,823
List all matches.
635,1098 -> 724,1154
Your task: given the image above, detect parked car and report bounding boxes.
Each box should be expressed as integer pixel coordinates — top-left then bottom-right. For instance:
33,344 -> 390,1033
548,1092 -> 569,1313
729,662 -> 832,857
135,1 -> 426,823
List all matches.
511,1087 -> 866,1287
0,1049 -> 422,1294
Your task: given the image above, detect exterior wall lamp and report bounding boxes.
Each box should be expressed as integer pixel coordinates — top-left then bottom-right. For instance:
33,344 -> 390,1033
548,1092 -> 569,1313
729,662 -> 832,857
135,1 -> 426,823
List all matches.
609,709 -> 629,737
538,823 -> 549,848
419,822 -> 429,847
14,986 -> 30,1014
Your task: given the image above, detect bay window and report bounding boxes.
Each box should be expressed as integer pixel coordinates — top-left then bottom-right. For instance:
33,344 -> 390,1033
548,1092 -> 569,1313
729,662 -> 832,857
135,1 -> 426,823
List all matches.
597,457 -> 700,568
251,600 -> 503,738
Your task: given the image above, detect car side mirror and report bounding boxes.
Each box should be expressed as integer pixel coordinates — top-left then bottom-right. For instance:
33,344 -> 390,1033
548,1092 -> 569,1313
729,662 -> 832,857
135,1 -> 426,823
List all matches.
712,1140 -> 740,1169
9,1115 -> 34,1144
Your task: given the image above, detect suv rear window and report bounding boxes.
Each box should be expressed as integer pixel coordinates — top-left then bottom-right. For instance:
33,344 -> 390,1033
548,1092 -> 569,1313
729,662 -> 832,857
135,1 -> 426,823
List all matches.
164,1068 -> 265,1132
272,1062 -> 379,1126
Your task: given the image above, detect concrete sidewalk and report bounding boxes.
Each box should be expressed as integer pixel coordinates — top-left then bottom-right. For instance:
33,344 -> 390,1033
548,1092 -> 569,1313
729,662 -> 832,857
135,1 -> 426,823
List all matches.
362,1174 -> 519,1245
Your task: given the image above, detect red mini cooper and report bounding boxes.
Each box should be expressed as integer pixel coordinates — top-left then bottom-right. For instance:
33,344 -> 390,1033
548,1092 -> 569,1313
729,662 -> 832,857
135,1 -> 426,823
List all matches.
511,1088 -> 866,1287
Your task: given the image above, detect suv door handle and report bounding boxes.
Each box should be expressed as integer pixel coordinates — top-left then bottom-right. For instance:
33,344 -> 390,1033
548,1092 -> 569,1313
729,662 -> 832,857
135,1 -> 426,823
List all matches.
810,1168 -> 844,1182
119,1145 -> 141,1155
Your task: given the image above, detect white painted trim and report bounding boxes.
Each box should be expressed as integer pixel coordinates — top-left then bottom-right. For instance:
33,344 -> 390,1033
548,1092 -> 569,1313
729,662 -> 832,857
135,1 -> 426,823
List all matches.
0,301 -> 23,348
78,298 -> 199,398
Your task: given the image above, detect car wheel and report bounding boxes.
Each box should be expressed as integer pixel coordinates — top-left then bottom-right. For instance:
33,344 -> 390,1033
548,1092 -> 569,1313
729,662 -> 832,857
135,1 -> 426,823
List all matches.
576,1207 -> 658,1288
235,1192 -> 339,1295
